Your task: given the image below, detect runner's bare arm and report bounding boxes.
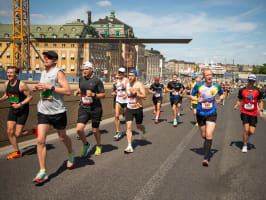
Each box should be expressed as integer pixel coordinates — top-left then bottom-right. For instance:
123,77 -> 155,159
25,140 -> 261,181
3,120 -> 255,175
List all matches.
56,71 -> 71,95
0,81 -> 8,102
136,82 -> 146,99
19,81 -> 33,105
74,88 -> 81,96
258,99 -> 264,118
234,98 -> 242,110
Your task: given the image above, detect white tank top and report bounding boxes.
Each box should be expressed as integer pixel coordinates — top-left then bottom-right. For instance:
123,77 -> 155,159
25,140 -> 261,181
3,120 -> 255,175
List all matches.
116,78 -> 127,104
126,82 -> 137,109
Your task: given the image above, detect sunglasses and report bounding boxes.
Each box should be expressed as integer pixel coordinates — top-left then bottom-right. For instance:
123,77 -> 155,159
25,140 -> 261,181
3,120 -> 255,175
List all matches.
115,77 -> 119,79
44,54 -> 55,60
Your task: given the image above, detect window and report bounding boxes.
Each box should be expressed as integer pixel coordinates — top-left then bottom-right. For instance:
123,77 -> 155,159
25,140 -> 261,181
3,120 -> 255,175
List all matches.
36,27 -> 41,31
7,51 -> 10,59
62,53 -> 66,60
63,34 -> 69,38
36,53 -> 39,59
62,65 -> 66,71
35,64 -> 39,70
35,43 -> 39,47
41,34 -> 45,38
80,53 -> 83,58
44,43 -> 48,47
52,34 -> 57,38
116,30 -> 120,36
71,44 -> 75,48
0,62 -> 2,67
72,27 -> 76,31
53,43 -> 57,47
71,53 -> 74,60
4,33 -> 9,38
71,64 -> 75,71
76,35 -> 80,38
62,44 -> 66,48
60,27 -> 64,31
48,27 -> 53,31
0,43 -> 2,47
104,30 -> 108,35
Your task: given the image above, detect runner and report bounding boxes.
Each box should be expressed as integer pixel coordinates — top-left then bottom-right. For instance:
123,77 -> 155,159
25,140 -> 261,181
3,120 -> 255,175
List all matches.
166,74 -> 185,126
234,74 -> 264,153
149,77 -> 165,124
190,76 -> 201,126
113,67 -> 128,140
74,61 -> 105,157
32,51 -> 74,183
190,76 -> 196,110
124,70 -> 147,153
189,68 -> 224,166
111,74 -> 119,109
0,66 -> 33,160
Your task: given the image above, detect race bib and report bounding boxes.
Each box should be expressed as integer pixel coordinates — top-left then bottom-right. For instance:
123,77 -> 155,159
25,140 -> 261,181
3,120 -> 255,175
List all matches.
172,91 -> 179,96
155,93 -> 161,98
244,103 -> 254,110
40,90 -> 53,100
8,93 -> 19,103
82,95 -> 93,104
202,101 -> 213,110
117,89 -> 125,97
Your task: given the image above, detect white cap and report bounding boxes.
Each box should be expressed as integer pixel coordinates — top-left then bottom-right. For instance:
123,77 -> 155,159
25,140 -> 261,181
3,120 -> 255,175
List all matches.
82,61 -> 93,68
248,74 -> 256,81
118,67 -> 126,73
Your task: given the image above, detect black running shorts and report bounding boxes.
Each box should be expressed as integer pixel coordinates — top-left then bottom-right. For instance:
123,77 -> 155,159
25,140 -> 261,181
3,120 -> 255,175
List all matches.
38,112 -> 67,130
77,105 -> 102,128
125,107 -> 143,124
152,97 -> 162,105
170,97 -> 182,106
196,112 -> 217,127
8,106 -> 29,125
240,113 -> 257,127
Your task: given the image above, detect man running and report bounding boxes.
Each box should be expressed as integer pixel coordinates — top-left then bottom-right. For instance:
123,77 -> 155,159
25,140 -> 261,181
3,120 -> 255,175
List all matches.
124,70 -> 147,153
190,77 -> 201,126
74,61 -> 105,157
234,74 -> 264,153
189,68 -> 224,166
113,67 -> 128,140
0,66 -> 33,160
149,77 -> 165,124
166,74 -> 185,126
32,51 -> 74,183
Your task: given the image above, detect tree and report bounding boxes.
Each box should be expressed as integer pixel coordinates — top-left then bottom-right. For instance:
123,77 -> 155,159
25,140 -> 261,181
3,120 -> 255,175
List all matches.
259,64 -> 266,74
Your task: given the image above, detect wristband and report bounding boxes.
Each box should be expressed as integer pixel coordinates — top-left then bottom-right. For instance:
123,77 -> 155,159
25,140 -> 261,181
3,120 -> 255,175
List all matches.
51,86 -> 55,92
261,110 -> 264,112
19,102 -> 23,106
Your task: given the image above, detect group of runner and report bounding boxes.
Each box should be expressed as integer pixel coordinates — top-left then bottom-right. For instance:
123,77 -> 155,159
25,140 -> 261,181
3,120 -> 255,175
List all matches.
0,50 -> 264,183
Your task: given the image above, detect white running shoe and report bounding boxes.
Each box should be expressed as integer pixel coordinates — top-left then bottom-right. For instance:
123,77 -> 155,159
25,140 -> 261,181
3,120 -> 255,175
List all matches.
242,145 -> 248,153
124,146 -> 134,153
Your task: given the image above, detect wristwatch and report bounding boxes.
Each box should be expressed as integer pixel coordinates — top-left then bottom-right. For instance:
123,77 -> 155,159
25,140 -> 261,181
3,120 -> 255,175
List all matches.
51,86 -> 55,92
260,109 -> 264,112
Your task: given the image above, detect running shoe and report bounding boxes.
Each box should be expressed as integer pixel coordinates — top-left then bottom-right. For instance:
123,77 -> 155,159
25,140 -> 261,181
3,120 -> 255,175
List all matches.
81,143 -> 90,157
142,129 -> 148,140
113,132 -> 121,140
173,119 -> 177,126
94,145 -> 102,156
176,115 -> 180,124
242,145 -> 248,153
67,151 -> 75,168
33,125 -> 38,136
32,170 -> 48,183
202,159 -> 209,167
124,146 -> 134,153
6,151 -> 22,160
195,122 -> 198,127
154,119 -> 159,124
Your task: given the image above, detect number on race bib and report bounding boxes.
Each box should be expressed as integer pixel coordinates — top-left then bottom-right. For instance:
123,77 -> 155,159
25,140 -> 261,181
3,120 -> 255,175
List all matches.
244,103 -> 254,110
155,93 -> 160,98
82,95 -> 93,104
202,101 -> 213,110
172,91 -> 179,96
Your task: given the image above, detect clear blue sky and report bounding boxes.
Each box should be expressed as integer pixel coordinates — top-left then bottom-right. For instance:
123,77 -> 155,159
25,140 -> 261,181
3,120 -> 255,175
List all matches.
1,0 -> 266,65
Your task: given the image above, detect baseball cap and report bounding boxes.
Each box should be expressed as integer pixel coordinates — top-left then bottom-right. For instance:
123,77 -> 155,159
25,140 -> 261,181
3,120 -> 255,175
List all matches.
82,61 -> 93,68
248,74 -> 256,81
43,51 -> 58,59
154,77 -> 160,81
130,69 -> 138,76
118,67 -> 126,73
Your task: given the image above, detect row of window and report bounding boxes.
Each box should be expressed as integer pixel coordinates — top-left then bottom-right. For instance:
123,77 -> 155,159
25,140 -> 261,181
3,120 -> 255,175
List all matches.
40,34 -> 80,39
34,64 -> 76,71
103,30 -> 120,36
36,27 -> 77,32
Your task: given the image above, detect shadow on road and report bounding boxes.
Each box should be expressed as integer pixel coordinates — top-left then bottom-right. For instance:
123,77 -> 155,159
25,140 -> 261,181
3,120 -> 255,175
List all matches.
190,147 -> 218,161
230,141 -> 256,150
22,144 -> 55,156
132,139 -> 152,150
85,129 -> 109,137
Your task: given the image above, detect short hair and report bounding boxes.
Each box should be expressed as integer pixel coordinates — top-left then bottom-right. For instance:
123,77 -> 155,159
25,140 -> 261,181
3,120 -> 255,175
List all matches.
7,66 -> 20,74
203,68 -> 212,76
172,74 -> 178,77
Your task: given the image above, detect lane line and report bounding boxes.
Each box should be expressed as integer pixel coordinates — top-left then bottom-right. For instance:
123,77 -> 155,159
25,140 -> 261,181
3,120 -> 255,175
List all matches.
133,126 -> 198,200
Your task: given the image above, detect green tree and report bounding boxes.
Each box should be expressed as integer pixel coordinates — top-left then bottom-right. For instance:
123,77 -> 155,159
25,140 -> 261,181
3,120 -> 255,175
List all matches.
252,66 -> 260,74
259,64 -> 266,74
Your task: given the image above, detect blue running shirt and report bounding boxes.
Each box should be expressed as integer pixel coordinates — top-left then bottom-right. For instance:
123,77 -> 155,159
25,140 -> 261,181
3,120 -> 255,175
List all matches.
191,81 -> 223,116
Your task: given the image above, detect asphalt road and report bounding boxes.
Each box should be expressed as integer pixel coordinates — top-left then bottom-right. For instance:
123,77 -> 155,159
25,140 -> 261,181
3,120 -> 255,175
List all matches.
0,92 -> 266,200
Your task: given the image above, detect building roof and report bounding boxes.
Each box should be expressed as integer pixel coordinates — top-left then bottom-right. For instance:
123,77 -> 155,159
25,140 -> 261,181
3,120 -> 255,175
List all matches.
0,20 -> 99,39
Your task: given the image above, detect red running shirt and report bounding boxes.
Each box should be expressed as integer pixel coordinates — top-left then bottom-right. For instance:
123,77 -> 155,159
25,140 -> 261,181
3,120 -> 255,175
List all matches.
238,87 -> 263,116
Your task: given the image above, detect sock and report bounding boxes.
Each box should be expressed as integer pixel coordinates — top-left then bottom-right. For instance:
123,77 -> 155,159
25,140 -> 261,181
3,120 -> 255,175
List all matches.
40,169 -> 46,173
155,115 -> 159,120
68,152 -> 73,156
204,139 -> 212,160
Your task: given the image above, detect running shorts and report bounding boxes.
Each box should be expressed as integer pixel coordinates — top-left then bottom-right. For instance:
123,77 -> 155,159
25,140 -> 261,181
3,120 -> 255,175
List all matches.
152,97 -> 162,105
116,102 -> 127,109
38,112 -> 67,130
240,113 -> 257,127
196,112 -> 217,127
77,106 -> 102,128
170,97 -> 182,106
125,107 -> 143,124
8,106 -> 29,125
